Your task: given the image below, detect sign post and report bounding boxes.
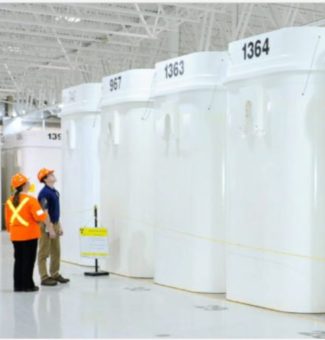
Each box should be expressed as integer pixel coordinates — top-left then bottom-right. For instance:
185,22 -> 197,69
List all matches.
82,206 -> 109,277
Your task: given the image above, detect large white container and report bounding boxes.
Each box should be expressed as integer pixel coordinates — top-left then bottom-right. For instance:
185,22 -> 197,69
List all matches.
60,83 -> 101,266
0,142 -> 2,230
152,52 -> 228,293
99,69 -> 155,277
226,27 -> 325,313
1,130 -> 62,228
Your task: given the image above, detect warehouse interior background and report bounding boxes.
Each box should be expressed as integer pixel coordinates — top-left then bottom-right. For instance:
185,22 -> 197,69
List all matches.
0,2 -> 323,122
3,1 -> 325,339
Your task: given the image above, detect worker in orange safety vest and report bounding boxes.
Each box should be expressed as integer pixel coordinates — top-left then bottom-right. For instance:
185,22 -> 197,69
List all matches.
5,173 -> 47,292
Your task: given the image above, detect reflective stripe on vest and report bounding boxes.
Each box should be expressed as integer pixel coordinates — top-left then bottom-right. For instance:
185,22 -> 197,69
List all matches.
7,197 -> 30,227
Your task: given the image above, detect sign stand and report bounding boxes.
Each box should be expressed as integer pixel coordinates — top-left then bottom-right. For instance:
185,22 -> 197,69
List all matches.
84,206 -> 109,277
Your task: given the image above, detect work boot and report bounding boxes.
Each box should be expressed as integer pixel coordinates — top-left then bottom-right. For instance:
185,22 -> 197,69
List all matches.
41,277 -> 58,286
14,288 -> 23,292
52,275 -> 70,284
25,286 -> 39,292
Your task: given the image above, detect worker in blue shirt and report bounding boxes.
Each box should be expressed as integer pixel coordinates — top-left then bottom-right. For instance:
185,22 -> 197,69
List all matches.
37,168 -> 69,286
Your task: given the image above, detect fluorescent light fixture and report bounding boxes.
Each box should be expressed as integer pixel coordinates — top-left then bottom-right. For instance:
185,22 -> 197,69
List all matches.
55,15 -> 81,23
7,46 -> 20,53
0,89 -> 17,93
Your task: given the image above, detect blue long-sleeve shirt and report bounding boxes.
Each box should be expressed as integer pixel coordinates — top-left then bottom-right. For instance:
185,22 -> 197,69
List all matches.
38,185 -> 60,224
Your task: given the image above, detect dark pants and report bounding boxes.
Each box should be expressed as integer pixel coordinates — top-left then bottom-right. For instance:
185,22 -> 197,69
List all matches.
12,239 -> 38,291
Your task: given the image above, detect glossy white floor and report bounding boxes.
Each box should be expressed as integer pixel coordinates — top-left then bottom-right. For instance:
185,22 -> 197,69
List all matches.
1,232 -> 325,339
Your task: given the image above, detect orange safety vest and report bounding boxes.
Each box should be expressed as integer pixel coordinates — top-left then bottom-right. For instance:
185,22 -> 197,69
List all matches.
5,193 -> 47,241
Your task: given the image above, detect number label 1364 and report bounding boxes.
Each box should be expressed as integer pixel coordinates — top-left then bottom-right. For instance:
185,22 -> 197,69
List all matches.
242,38 -> 270,60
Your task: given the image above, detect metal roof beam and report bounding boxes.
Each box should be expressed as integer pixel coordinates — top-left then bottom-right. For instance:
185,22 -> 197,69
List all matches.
0,4 -> 176,32
238,4 -> 254,39
75,4 -> 201,24
0,17 -> 152,39
303,16 -> 325,26
198,11 -> 208,51
285,4 -> 300,26
0,37 -> 72,51
134,3 -> 155,38
171,3 -> 225,14
31,4 -> 77,71
0,89 -> 17,93
204,12 -> 215,51
267,4 -> 281,27
0,53 -> 69,64
0,27 -> 100,42
0,28 -> 139,48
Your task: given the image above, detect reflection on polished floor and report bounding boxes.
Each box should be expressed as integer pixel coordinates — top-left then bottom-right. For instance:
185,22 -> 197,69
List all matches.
1,231 -> 325,339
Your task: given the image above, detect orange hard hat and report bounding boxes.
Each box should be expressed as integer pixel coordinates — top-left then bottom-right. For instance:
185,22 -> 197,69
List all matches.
11,173 -> 29,189
38,168 -> 54,182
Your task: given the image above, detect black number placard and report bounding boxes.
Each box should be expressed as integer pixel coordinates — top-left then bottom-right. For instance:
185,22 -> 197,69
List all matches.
164,60 -> 185,79
48,133 -> 61,141
242,38 -> 270,60
109,76 -> 122,91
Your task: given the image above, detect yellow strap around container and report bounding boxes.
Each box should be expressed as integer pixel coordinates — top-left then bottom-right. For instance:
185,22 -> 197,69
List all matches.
155,225 -> 325,264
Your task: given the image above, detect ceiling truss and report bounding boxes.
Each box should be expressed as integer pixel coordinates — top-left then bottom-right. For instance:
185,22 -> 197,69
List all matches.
1,2 -> 325,113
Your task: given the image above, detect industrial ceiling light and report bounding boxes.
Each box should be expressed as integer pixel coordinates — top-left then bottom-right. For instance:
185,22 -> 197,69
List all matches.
68,17 -> 81,23
7,46 -> 20,53
55,15 -> 81,23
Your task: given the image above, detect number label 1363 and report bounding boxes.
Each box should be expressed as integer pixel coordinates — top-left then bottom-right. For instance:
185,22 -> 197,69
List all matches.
242,38 -> 270,60
164,60 -> 185,79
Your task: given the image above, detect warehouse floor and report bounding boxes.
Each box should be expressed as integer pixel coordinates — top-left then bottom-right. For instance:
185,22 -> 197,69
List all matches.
0,232 -> 325,339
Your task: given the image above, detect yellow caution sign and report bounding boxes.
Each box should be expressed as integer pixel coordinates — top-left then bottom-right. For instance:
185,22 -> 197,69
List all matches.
79,227 -> 109,258
80,228 -> 108,237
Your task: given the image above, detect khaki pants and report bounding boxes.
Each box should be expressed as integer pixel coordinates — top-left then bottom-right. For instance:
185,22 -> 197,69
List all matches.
38,223 -> 61,281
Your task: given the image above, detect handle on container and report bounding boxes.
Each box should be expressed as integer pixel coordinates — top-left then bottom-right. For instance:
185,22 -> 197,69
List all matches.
16,149 -> 22,167
241,87 -> 266,137
68,120 -> 76,150
106,111 -> 120,145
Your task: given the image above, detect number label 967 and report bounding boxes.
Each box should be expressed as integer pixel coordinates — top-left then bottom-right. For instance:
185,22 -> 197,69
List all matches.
242,38 -> 270,60
109,76 -> 122,92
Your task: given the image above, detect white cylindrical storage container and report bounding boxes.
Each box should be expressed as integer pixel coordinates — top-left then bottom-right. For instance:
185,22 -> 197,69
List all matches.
99,69 -> 155,278
60,83 -> 101,266
226,27 -> 325,313
152,52 -> 228,293
0,142 -> 2,230
1,130 -> 62,228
